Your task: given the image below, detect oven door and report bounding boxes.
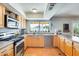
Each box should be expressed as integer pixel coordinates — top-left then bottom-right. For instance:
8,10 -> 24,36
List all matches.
15,40 -> 24,56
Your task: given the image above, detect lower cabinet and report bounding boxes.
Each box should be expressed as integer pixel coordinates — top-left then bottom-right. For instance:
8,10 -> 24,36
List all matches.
25,35 -> 44,48
24,35 -> 28,50
64,39 -> 73,56
53,35 -> 60,48
0,48 -> 7,56
53,35 -> 73,56
73,42 -> 79,56
0,43 -> 13,56
59,36 -> 65,53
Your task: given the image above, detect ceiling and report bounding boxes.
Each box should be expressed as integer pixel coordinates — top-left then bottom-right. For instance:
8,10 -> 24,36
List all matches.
3,3 -> 79,20
53,3 -> 79,17
18,3 -> 47,13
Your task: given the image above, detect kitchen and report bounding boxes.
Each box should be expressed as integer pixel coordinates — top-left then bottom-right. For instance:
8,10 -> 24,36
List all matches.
0,3 -> 79,56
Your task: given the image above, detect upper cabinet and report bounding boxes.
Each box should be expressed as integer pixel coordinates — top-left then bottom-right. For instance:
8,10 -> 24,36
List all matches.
0,4 -> 26,29
0,4 -> 5,28
17,16 -> 26,29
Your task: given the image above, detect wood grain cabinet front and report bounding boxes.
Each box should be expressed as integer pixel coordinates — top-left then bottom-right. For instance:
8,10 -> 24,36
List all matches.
59,36 -> 65,53
0,43 -> 14,56
73,42 -> 79,56
24,35 -> 44,48
17,16 -> 26,29
53,35 -> 60,48
0,4 -> 5,28
0,48 -> 7,56
6,44 -> 14,56
64,39 -> 73,56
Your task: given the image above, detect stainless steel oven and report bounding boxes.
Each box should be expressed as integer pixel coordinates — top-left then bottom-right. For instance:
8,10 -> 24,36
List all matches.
0,32 -> 24,56
14,39 -> 24,56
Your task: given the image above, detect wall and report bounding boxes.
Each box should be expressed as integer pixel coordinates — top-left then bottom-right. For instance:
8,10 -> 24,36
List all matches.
51,17 -> 79,35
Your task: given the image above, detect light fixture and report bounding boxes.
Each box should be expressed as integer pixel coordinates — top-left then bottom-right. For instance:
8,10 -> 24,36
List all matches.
32,8 -> 37,13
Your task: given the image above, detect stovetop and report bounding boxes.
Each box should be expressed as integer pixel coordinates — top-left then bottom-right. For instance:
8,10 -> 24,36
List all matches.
0,35 -> 24,43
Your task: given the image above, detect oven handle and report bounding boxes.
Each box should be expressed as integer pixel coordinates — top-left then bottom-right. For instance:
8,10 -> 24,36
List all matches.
15,40 -> 24,47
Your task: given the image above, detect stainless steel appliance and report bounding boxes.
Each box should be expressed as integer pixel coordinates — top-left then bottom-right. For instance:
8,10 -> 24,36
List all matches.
14,37 -> 24,56
0,33 -> 24,56
4,15 -> 19,28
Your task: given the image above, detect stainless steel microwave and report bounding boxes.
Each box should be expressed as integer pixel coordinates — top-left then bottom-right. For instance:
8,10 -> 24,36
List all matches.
4,15 -> 19,28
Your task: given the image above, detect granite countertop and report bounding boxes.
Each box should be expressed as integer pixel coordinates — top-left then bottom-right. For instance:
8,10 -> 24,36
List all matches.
0,41 -> 14,50
72,36 -> 79,43
58,34 -> 79,43
58,34 -> 72,41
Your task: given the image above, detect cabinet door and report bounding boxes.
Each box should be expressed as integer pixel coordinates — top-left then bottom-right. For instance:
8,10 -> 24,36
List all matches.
26,36 -> 33,47
17,16 -> 22,28
24,19 -> 26,28
73,47 -> 76,56
35,36 -> 44,47
0,5 -> 5,28
0,48 -> 7,56
0,5 -> 3,27
0,52 -> 7,56
31,37 -> 44,47
24,35 -> 27,50
65,39 -> 72,56
57,36 -> 60,48
6,44 -> 14,56
26,36 -> 44,47
7,49 -> 13,56
59,37 -> 65,53
73,42 -> 79,56
53,35 -> 60,48
53,35 -> 58,47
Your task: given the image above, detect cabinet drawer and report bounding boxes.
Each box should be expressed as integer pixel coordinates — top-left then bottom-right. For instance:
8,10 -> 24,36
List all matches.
73,42 -> 79,51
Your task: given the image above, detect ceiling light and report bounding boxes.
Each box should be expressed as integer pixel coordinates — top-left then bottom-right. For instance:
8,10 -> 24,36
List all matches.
32,8 -> 37,13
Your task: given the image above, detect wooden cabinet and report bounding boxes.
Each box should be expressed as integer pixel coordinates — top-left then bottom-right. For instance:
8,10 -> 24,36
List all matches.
24,35 -> 44,48
59,36 -> 65,53
73,42 -> 79,56
0,4 -> 5,28
6,44 -> 14,56
34,36 -> 44,47
17,16 -> 26,29
64,39 -> 72,56
53,35 -> 73,56
24,35 -> 27,50
0,43 -> 14,56
53,35 -> 60,48
0,48 -> 7,56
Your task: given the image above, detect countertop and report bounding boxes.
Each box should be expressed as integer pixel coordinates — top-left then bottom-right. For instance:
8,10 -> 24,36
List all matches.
0,41 -> 14,50
0,34 -> 25,50
58,34 -> 72,41
58,34 -> 79,43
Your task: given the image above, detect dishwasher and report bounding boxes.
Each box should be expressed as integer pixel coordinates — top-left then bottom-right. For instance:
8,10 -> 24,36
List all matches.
44,35 -> 53,48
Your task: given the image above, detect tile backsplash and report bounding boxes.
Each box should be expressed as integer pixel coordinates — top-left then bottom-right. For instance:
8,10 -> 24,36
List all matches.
0,28 -> 19,34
